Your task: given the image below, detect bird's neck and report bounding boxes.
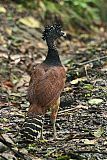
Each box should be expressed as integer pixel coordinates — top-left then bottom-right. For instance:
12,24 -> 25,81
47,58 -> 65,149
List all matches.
44,39 -> 62,66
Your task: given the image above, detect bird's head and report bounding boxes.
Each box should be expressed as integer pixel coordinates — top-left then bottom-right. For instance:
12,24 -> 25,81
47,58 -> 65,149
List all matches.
42,24 -> 66,41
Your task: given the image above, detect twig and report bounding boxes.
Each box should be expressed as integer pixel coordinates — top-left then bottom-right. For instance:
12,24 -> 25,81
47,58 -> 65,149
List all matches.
77,55 -> 107,67
74,150 -> 107,155
58,108 -> 76,115
58,105 -> 88,115
45,108 -> 77,116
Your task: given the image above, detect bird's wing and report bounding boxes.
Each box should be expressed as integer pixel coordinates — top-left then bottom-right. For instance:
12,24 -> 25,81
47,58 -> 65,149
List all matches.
28,66 -> 66,107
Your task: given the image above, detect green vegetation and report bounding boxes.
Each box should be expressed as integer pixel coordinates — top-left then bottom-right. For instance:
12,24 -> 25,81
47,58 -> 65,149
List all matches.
13,0 -> 107,30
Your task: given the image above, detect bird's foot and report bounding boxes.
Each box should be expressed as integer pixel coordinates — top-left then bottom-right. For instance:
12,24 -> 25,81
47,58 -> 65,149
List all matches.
53,134 -> 64,141
39,134 -> 48,142
39,135 -> 44,140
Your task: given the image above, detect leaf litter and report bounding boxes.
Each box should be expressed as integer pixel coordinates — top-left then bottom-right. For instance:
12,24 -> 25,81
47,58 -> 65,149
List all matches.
0,2 -> 107,160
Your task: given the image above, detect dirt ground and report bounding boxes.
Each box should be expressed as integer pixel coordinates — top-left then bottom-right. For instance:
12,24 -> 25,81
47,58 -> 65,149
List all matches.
0,2 -> 107,160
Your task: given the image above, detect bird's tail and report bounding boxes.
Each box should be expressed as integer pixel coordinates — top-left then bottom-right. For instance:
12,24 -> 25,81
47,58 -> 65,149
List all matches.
20,115 -> 44,143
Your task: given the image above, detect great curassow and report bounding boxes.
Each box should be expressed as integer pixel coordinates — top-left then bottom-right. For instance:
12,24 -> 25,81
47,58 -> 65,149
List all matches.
20,24 -> 66,142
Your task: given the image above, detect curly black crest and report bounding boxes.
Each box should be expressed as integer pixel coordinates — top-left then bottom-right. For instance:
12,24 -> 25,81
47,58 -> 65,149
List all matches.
42,24 -> 62,41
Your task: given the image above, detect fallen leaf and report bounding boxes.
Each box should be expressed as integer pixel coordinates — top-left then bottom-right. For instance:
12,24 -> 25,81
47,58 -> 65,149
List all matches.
101,64 -> 107,72
104,141 -> 107,145
83,139 -> 96,145
10,54 -> 22,60
0,35 -> 5,44
2,80 -> 14,89
76,104 -> 88,110
2,134 -> 15,145
15,73 -> 30,89
64,87 -> 72,92
94,127 -> 104,138
88,98 -> 103,105
0,53 -> 8,59
0,142 -> 8,152
37,42 -> 47,48
19,16 -> 40,28
16,4 -> 25,12
83,84 -> 93,90
39,1 -> 46,11
20,148 -> 28,154
70,77 -> 87,85
0,6 -> 6,13
5,27 -> 12,36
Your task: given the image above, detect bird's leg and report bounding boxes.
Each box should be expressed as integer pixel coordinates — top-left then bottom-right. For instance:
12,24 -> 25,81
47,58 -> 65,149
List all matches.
40,123 -> 44,140
52,119 -> 57,139
39,115 -> 44,140
50,98 -> 60,140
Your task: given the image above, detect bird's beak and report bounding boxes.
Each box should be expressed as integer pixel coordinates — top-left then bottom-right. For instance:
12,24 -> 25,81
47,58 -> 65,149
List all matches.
61,31 -> 66,38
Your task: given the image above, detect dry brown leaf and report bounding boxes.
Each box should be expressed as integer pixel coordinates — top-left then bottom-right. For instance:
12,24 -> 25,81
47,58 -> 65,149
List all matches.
2,80 -> 14,89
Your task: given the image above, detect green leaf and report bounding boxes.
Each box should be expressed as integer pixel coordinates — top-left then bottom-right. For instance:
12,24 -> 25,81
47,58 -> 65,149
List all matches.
83,84 -> 93,90
16,4 -> 25,12
19,16 -> 40,28
94,127 -> 104,138
88,98 -> 103,105
57,155 -> 69,160
45,1 -> 58,12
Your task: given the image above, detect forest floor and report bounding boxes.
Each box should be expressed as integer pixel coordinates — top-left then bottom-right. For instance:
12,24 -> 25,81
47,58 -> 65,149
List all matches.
0,2 -> 107,160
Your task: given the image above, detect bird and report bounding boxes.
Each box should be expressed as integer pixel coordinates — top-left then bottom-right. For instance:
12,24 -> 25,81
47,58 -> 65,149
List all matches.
20,24 -> 66,142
